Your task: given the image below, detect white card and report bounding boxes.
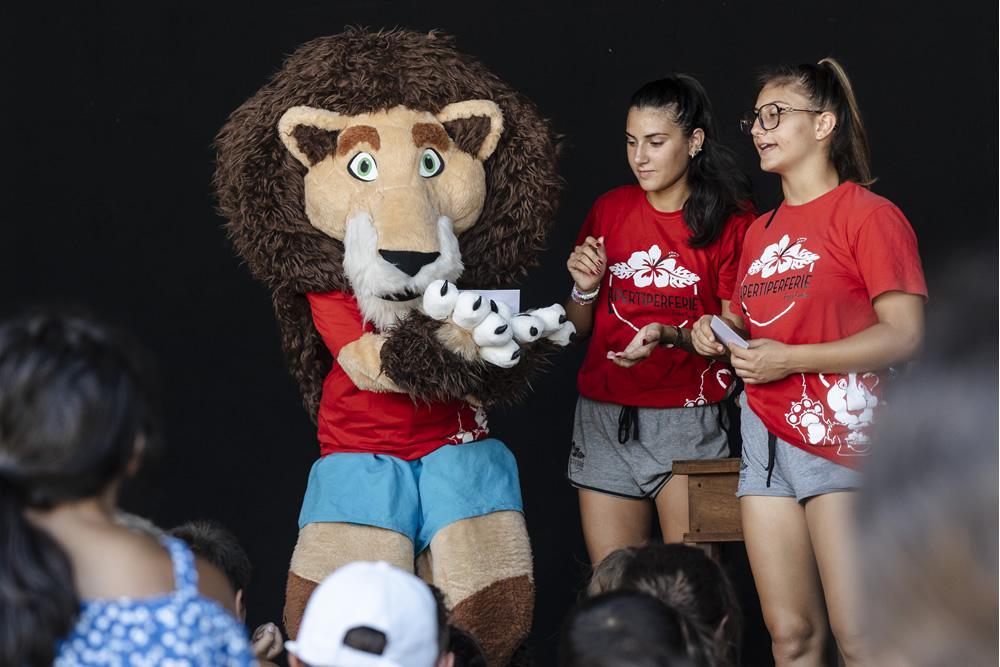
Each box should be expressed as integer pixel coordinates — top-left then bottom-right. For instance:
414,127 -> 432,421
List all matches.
468,289 -> 520,314
710,315 -> 749,349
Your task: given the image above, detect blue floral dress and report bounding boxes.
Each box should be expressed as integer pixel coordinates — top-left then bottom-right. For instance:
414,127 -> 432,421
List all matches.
55,535 -> 256,666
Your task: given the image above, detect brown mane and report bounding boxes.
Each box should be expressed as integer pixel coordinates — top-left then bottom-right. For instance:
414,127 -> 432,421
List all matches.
213,28 -> 563,418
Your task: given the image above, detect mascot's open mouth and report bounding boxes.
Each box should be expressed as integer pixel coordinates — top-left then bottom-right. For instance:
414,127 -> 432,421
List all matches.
381,289 -> 422,302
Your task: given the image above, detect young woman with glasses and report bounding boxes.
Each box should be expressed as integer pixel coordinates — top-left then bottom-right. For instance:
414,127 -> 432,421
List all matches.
563,74 -> 754,565
692,58 -> 927,665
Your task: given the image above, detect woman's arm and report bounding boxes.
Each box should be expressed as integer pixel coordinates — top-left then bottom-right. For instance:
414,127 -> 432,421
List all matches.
564,235 -> 606,340
729,291 -> 924,384
608,299 -> 738,368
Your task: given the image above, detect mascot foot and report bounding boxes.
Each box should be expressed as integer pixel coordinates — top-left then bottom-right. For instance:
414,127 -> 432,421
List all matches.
451,574 -> 535,667
424,511 -> 534,667
283,571 -> 318,639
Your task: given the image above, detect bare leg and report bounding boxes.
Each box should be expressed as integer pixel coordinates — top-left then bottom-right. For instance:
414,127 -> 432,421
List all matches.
284,522 -> 413,638
741,496 -> 828,666
653,474 -> 689,544
578,488 -> 653,564
805,492 -> 870,666
424,511 -> 533,667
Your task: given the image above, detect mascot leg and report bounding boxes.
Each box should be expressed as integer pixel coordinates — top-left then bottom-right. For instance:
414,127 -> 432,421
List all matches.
424,510 -> 533,667
285,521 -> 414,638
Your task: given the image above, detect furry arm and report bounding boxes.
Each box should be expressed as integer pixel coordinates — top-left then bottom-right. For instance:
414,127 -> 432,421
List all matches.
380,311 -> 557,407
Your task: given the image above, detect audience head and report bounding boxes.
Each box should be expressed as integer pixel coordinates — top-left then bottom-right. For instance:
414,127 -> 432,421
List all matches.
286,561 -> 450,667
560,590 -> 696,667
0,311 -> 161,667
856,342 -> 997,664
447,625 -> 486,667
587,543 -> 740,667
169,519 -> 253,621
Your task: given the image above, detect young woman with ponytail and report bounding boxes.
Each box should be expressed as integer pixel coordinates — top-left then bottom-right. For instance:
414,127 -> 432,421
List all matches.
563,74 -> 754,564
691,58 -> 927,665
0,312 -> 254,666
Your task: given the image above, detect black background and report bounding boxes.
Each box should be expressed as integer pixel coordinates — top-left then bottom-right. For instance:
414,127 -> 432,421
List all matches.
2,2 -> 996,665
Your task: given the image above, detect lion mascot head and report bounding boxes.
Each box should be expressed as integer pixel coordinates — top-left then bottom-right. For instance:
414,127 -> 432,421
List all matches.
214,28 -> 562,417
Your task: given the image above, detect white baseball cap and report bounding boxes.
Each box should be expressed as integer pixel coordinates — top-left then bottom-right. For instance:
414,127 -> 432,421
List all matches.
285,561 -> 441,667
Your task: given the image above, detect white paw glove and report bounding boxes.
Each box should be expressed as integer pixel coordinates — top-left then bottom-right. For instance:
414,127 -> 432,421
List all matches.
518,303 -> 576,347
421,282 -> 521,368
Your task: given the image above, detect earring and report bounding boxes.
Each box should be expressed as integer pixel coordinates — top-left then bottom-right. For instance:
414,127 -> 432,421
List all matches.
690,146 -> 702,158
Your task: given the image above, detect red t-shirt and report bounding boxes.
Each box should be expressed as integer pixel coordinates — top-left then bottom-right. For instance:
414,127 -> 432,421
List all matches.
577,185 -> 754,408
307,291 -> 489,460
730,182 -> 927,468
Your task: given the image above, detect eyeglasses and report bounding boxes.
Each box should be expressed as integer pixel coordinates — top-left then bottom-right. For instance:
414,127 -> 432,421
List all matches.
739,103 -> 824,134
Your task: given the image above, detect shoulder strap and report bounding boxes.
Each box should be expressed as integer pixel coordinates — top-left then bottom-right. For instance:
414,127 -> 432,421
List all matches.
764,204 -> 782,229
764,200 -> 784,229
162,535 -> 199,596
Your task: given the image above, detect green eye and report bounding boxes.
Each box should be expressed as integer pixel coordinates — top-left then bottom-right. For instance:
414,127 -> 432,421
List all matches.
348,152 -> 378,181
418,148 -> 444,178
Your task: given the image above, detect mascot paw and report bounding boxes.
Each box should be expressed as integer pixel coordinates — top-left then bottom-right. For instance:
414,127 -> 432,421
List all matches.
547,320 -> 576,346
510,313 -> 545,343
480,340 -> 521,368
423,279 -> 461,320
423,281 -> 522,368
517,304 -> 576,347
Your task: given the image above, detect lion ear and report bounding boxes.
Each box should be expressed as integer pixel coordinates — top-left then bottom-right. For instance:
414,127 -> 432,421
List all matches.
436,100 -> 504,161
278,106 -> 351,167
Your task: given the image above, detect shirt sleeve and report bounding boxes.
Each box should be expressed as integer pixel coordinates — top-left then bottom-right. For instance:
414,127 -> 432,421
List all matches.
851,204 -> 928,302
729,215 -> 761,317
306,291 -> 366,357
716,210 -> 755,301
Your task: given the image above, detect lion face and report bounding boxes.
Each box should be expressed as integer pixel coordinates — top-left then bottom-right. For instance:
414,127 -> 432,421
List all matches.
278,102 -> 503,329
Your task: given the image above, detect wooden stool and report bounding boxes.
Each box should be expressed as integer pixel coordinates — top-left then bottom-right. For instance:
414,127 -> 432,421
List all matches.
672,458 -> 743,558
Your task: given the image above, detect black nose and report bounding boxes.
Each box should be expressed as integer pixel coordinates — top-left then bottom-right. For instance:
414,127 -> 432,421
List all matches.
378,250 -> 441,277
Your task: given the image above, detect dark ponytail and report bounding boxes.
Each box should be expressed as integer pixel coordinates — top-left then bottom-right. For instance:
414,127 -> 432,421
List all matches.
757,57 -> 874,186
630,74 -> 753,248
0,476 -> 77,666
0,312 -> 161,666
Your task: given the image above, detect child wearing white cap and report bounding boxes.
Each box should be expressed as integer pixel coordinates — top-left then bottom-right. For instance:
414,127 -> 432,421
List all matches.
286,561 -> 453,667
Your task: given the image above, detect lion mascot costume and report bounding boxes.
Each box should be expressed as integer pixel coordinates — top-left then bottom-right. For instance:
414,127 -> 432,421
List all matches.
213,28 -> 569,664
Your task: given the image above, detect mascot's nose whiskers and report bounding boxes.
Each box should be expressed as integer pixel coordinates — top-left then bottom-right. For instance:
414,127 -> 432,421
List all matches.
378,249 -> 441,277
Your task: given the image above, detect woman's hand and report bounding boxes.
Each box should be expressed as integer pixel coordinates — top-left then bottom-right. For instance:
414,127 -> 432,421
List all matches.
567,236 -> 607,293
692,315 -> 725,357
728,338 -> 796,384
607,323 -> 674,368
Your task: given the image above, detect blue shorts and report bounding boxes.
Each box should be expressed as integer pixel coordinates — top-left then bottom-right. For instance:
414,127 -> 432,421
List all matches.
298,438 -> 523,553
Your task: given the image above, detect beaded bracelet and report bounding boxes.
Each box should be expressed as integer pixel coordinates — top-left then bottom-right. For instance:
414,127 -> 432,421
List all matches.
571,284 -> 600,305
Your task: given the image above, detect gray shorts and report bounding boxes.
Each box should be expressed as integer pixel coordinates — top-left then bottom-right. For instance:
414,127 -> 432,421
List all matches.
736,392 -> 862,502
568,396 -> 729,499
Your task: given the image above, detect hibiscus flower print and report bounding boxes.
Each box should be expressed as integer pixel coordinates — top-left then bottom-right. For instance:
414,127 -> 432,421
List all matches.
609,245 -> 700,288
748,235 -> 820,278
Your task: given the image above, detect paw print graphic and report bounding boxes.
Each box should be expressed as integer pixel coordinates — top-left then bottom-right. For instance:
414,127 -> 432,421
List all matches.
786,398 -> 827,445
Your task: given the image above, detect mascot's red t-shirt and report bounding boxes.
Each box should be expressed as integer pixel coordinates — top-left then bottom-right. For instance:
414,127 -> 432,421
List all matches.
577,185 -> 754,408
307,291 -> 489,460
731,181 -> 927,468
